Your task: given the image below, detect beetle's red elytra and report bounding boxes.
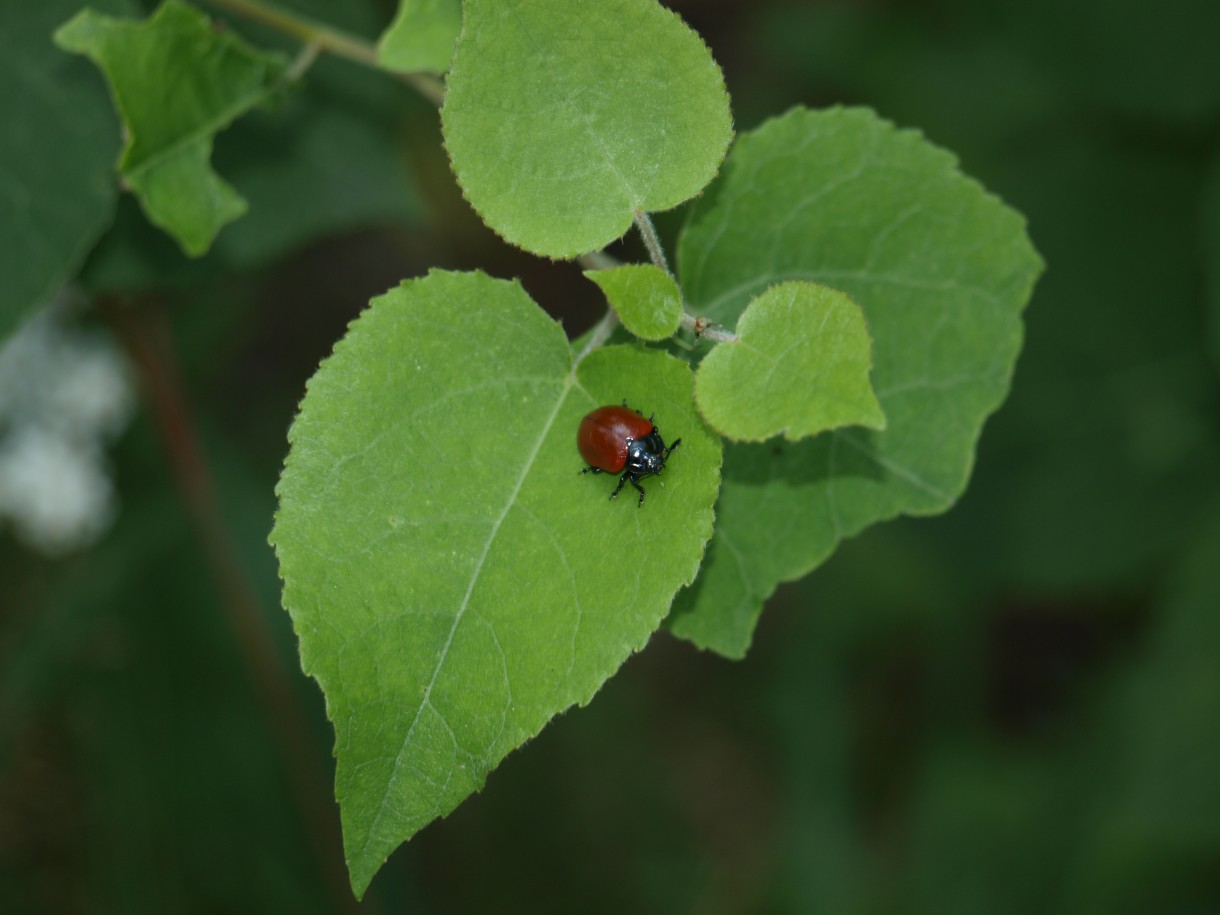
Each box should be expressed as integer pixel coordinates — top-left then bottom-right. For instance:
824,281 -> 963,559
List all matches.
577,403 -> 680,506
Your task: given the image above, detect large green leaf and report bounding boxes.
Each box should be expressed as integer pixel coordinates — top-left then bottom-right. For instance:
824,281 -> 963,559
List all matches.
54,0 -> 287,257
441,0 -> 732,258
271,269 -> 721,896
0,0 -> 132,341
378,0 -> 461,74
668,107 -> 1042,657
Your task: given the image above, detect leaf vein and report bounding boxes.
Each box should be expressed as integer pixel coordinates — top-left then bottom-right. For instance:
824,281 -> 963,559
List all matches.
359,372 -> 574,858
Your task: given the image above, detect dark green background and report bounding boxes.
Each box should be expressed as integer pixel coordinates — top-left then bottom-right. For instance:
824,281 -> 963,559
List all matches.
3,0 -> 1219,912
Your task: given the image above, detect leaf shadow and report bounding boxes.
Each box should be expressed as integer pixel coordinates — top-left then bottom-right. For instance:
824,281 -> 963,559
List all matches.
722,429 -> 888,490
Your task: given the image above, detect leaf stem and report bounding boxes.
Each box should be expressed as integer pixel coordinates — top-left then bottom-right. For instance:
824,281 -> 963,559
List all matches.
633,210 -> 671,275
575,309 -> 621,364
578,250 -> 621,272
283,40 -> 321,84
202,0 -> 446,106
679,311 -> 736,343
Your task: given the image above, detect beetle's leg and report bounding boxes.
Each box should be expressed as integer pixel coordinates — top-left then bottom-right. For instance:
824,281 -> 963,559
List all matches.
621,399 -> 646,418
665,438 -> 682,458
610,473 -> 628,500
580,466 -> 603,476
631,478 -> 646,507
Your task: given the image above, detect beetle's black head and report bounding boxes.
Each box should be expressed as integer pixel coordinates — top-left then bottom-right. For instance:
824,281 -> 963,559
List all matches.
625,430 -> 678,480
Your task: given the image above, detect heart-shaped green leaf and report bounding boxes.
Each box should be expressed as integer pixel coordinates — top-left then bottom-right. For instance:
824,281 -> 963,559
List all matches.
441,0 -> 732,258
585,264 -> 683,341
54,0 -> 287,256
271,269 -> 720,896
669,106 -> 1042,657
695,281 -> 885,441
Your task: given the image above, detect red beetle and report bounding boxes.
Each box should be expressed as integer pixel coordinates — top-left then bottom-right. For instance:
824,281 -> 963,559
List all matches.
578,403 -> 680,506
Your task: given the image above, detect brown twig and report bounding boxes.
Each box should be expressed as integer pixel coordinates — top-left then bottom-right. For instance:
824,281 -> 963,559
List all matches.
98,295 -> 369,912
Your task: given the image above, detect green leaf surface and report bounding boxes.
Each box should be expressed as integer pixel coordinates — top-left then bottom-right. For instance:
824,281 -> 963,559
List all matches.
668,106 -> 1041,657
0,0 -> 133,341
271,270 -> 720,896
585,264 -> 683,341
695,281 -> 885,442
378,0 -> 461,74
441,0 -> 732,258
54,0 -> 287,256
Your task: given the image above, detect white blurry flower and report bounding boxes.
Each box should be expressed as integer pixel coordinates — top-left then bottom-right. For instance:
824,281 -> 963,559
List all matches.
44,336 -> 135,440
0,296 -> 135,556
0,428 -> 116,555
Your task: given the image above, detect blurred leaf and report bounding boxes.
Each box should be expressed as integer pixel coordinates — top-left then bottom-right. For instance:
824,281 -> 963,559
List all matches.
378,0 -> 461,74
271,269 -> 720,896
1061,501 -> 1220,914
668,106 -> 1041,657
752,2 -> 1057,162
0,0 -> 132,341
695,281 -> 884,442
54,0 -> 287,256
1204,150 -> 1220,373
954,0 -> 1220,123
585,264 -> 682,341
441,0 -> 732,258
81,54 -> 421,290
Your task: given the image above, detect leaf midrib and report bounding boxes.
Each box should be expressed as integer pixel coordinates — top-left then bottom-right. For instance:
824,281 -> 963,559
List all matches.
503,1 -> 639,207
122,83 -> 275,180
358,369 -> 578,859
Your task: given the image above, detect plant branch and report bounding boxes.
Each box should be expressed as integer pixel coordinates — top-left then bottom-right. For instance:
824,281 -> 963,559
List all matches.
577,250 -> 621,272
575,309 -> 621,364
678,311 -> 736,344
202,0 -> 445,107
633,211 -> 671,275
98,295 -> 367,915
283,40 -> 322,84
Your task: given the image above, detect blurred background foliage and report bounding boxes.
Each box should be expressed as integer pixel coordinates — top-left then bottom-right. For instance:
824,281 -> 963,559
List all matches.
3,0 -> 1219,912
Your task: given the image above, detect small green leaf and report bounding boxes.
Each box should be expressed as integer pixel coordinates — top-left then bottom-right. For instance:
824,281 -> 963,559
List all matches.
377,0 -> 461,74
585,264 -> 683,341
54,1 -> 287,256
669,106 -> 1042,657
695,281 -> 885,442
441,0 -> 733,258
0,0 -> 133,340
271,270 -> 720,896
